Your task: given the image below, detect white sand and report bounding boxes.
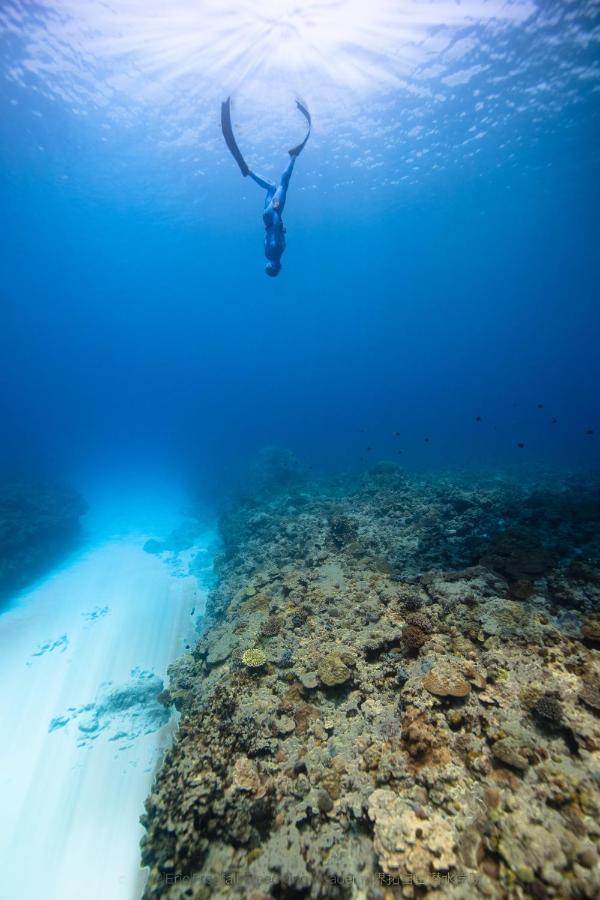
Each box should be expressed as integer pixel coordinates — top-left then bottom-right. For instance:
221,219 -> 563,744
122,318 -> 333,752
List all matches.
0,489 -> 212,900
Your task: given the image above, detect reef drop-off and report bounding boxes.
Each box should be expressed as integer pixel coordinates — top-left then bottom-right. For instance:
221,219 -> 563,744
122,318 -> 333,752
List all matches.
141,455 -> 600,898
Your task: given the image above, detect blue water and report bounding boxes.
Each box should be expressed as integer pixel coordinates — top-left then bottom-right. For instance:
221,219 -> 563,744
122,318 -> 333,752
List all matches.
0,4 -> 599,898
0,0 -> 599,488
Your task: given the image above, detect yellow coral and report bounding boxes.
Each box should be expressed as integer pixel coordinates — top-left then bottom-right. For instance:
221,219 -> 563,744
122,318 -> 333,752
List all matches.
241,648 -> 266,668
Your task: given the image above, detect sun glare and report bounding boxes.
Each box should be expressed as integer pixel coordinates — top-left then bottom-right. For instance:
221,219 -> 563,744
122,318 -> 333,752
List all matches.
25,0 -> 536,105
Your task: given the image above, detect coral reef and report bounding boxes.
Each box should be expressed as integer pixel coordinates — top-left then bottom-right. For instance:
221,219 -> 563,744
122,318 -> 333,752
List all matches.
141,461 -> 600,898
0,480 -> 87,599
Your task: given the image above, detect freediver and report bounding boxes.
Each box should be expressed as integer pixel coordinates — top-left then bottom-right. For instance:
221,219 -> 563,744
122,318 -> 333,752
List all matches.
221,97 -> 311,277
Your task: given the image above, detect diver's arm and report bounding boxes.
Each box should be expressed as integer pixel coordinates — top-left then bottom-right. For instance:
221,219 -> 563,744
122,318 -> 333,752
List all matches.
280,155 -> 296,190
248,170 -> 275,191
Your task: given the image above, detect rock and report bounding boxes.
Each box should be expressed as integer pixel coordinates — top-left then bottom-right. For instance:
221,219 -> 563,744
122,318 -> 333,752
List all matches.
316,789 -> 334,813
143,538 -> 163,554
579,680 -> 600,712
231,756 -> 266,798
276,715 -> 295,735
299,671 -> 319,690
480,529 -> 554,581
206,631 -> 232,666
422,665 -> 471,698
492,738 -> 530,770
581,618 -> 600,644
368,789 -> 457,878
0,480 -> 88,597
577,848 -> 599,869
317,650 -> 353,687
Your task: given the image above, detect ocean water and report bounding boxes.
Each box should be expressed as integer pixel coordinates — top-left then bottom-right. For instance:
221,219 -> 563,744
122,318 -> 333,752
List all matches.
0,2 -> 599,899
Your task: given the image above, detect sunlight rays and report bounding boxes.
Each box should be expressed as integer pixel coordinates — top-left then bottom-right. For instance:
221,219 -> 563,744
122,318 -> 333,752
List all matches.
7,0 -> 537,105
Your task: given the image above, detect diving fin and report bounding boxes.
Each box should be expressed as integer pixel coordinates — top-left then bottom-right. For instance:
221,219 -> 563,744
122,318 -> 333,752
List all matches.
288,100 -> 311,157
221,97 -> 250,177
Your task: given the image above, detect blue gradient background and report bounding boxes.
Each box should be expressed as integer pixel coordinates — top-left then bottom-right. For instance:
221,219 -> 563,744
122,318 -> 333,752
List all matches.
0,14 -> 598,493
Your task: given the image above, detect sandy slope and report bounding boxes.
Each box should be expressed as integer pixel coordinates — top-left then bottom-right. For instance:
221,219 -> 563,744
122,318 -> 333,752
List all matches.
0,496 -> 212,900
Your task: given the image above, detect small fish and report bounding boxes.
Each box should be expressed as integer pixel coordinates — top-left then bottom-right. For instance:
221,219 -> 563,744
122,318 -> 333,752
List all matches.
517,442 -> 525,448
537,403 -> 544,409
586,429 -> 595,436
475,416 -> 482,422
551,418 -> 557,424
396,449 -> 403,455
366,446 -> 373,452
424,437 -> 430,442
394,431 -> 400,436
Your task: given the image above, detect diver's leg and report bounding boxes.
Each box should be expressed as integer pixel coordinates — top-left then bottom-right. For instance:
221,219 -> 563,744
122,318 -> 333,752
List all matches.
249,171 -> 276,192
280,155 -> 296,191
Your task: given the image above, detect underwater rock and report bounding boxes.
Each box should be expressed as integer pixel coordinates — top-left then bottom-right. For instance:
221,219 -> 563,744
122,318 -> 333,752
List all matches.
205,630 -> 233,666
140,464 -> 600,899
422,664 -> 471,698
480,528 -> 554,582
317,648 -> 353,686
230,756 -> 266,797
368,788 -> 457,878
0,480 -> 87,598
492,737 -> 530,770
581,616 -> 600,644
246,446 -> 308,495
49,668 -> 170,748
579,679 -> 600,713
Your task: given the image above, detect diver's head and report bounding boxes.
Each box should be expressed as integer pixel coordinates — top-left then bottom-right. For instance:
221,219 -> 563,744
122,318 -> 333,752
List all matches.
265,260 -> 282,277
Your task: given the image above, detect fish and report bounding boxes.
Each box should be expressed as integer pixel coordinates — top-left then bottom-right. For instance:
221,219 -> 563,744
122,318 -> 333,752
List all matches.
475,416 -> 482,422
586,429 -> 595,436
517,442 -> 525,448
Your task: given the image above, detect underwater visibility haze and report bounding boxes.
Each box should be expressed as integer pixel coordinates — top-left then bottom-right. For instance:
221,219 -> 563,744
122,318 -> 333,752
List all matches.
0,1 -> 599,898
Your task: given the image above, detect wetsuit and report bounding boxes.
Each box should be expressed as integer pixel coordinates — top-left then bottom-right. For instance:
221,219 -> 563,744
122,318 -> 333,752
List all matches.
249,156 -> 296,269
221,98 -> 310,277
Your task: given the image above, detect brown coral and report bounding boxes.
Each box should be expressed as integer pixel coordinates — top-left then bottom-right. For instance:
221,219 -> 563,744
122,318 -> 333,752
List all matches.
260,615 -> 282,638
534,692 -> 563,725
422,665 -> 471,698
402,623 -> 428,651
405,612 -> 433,633
402,707 -> 447,764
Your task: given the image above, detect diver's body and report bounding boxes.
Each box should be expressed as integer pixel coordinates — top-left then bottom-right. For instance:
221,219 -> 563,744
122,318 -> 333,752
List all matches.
221,98 -> 310,277
249,156 -> 296,277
